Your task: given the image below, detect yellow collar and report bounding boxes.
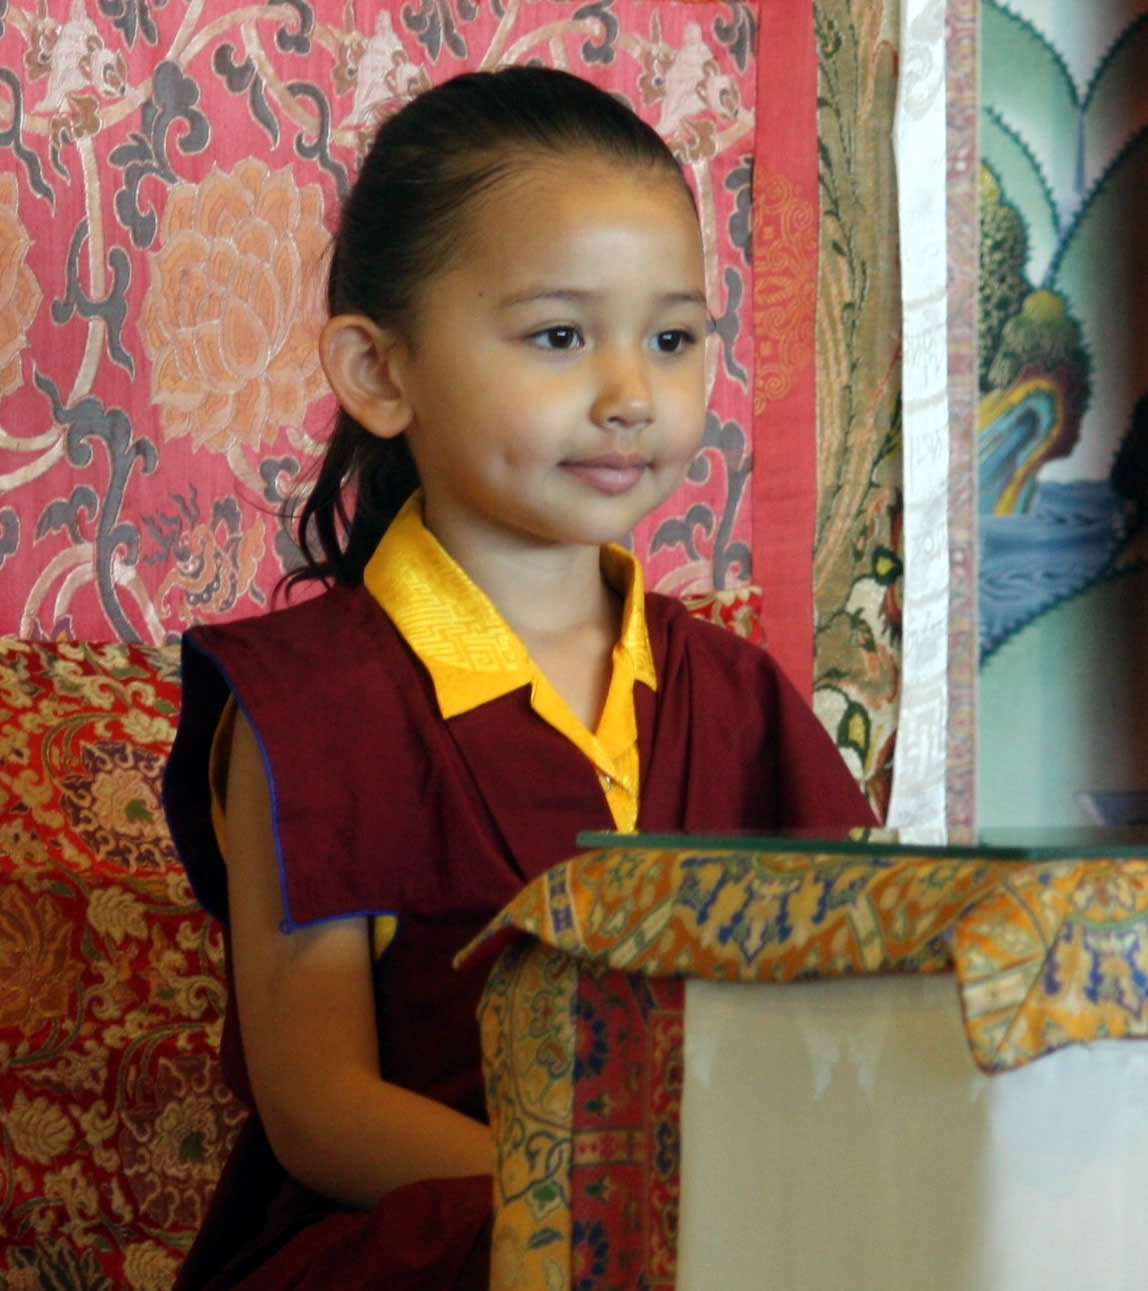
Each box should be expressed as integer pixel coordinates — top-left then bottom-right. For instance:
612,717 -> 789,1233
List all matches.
362,495 -> 657,722
363,497 -> 655,835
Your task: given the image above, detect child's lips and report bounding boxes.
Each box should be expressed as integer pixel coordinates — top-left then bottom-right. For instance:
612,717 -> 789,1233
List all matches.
561,453 -> 648,495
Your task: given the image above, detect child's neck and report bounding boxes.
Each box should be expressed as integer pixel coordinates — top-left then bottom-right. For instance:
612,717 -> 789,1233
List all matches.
519,587 -> 622,732
446,537 -> 623,732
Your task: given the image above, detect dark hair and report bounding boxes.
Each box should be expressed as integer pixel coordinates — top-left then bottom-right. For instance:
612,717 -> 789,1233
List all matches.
285,65 -> 690,592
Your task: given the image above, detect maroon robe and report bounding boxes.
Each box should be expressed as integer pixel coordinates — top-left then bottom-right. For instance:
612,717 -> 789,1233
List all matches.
163,582 -> 874,1289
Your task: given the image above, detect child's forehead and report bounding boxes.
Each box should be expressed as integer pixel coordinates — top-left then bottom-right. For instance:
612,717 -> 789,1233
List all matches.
461,150 -> 698,244
435,162 -> 706,312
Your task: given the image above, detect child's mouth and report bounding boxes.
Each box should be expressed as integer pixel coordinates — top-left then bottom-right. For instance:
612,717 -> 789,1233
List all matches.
561,454 -> 648,495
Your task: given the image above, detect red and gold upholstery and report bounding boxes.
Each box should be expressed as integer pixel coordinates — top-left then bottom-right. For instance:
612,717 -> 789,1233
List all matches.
0,639 -> 240,1287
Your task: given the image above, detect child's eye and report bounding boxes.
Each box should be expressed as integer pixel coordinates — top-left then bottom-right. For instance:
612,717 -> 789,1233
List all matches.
530,326 -> 583,351
653,329 -> 696,354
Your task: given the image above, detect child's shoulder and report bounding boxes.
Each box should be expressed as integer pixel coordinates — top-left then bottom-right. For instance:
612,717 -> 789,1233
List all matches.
182,582 -> 420,714
188,581 -> 390,659
644,588 -> 774,670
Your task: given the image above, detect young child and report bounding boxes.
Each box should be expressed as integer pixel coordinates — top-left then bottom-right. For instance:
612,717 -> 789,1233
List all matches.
164,66 -> 874,1291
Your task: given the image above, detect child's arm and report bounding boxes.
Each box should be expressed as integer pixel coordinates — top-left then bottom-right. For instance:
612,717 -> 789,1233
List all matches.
223,708 -> 494,1209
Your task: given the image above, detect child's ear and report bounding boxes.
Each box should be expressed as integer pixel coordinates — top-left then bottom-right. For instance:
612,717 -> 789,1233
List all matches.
319,314 -> 414,439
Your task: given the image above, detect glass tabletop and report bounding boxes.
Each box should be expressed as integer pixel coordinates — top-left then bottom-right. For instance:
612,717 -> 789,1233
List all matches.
575,825 -> 1148,860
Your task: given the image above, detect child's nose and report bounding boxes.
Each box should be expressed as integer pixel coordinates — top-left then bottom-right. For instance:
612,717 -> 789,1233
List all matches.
591,351 -> 653,430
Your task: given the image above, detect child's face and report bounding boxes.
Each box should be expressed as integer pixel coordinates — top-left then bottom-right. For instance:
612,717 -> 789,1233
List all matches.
395,153 -> 708,560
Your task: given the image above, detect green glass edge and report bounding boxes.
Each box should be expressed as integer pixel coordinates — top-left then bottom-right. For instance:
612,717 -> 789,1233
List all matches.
574,828 -> 1148,861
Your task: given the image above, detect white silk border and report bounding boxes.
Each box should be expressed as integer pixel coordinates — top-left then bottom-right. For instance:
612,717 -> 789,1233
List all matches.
886,0 -> 952,841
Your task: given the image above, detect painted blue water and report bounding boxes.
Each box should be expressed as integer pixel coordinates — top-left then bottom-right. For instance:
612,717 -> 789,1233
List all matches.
979,479 -> 1123,659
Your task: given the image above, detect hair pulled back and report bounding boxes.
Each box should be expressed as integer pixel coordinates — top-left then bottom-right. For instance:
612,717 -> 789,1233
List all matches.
286,65 -> 689,591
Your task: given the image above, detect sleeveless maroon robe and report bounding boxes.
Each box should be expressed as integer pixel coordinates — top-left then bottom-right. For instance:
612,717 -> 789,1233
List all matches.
163,583 -> 874,1289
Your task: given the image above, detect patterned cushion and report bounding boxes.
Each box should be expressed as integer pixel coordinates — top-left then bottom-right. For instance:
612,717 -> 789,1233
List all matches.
0,639 -> 242,1290
677,585 -> 768,647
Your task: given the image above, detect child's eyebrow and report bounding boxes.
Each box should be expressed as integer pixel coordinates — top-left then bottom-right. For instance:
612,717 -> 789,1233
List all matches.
496,287 -> 707,309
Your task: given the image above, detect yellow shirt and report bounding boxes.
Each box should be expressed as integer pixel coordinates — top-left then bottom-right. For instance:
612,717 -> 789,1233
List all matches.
364,495 -> 657,835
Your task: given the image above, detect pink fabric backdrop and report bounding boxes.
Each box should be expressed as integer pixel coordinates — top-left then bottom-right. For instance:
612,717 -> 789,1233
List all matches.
0,1 -> 756,644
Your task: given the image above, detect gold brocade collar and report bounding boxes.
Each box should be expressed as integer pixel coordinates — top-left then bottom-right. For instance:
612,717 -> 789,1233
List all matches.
362,496 -> 655,835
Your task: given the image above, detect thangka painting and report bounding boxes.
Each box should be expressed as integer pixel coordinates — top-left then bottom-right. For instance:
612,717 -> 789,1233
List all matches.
977,0 -> 1148,828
